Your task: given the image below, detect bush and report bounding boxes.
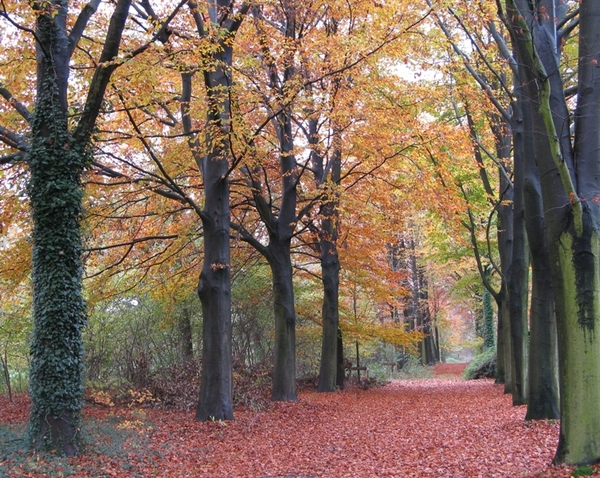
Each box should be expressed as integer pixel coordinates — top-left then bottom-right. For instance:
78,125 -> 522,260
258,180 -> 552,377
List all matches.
463,347 -> 496,380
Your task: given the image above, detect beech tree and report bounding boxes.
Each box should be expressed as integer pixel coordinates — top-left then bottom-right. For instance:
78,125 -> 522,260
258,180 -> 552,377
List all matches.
180,0 -> 249,422
0,0 -> 178,454
427,0 -> 562,416
500,0 -> 600,465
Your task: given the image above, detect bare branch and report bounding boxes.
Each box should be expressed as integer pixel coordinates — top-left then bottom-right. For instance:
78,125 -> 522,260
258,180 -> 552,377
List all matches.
85,234 -> 178,252
0,86 -> 33,123
0,151 -> 25,164
0,124 -> 24,150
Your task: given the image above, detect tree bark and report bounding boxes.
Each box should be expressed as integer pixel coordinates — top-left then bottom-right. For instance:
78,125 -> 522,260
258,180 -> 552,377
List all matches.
179,306 -> 194,364
314,134 -> 342,393
266,238 -> 297,401
551,0 -> 600,462
519,81 -> 559,420
317,224 -> 340,392
184,0 -> 248,420
508,94 -> 529,406
336,328 -> 345,389
196,156 -> 233,420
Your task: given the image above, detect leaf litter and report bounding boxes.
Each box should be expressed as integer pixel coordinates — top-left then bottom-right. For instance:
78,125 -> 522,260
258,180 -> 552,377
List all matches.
1,375 -> 597,477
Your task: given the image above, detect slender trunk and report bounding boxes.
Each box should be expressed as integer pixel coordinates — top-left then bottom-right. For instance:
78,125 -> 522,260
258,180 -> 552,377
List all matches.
355,341 -> 361,382
336,328 -> 345,389
494,118 -> 514,386
179,306 -> 194,364
1,349 -> 12,402
508,95 -> 529,406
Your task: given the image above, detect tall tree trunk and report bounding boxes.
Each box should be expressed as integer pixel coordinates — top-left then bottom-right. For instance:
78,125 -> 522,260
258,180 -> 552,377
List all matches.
508,94 -> 529,406
550,1 -> 600,463
316,139 -> 342,393
493,116 -> 514,387
27,0 -> 132,455
266,239 -> 297,401
195,152 -> 233,420
520,82 -> 559,420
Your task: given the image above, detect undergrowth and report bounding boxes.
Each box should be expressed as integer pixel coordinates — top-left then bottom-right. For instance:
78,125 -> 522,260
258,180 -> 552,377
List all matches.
464,347 -> 496,380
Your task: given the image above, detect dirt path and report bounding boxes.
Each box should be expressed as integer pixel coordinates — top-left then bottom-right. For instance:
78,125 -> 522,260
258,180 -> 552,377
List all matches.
0,379 -> 591,477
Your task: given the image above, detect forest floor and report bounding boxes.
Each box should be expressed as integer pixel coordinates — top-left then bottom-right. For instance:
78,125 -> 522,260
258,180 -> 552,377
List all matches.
1,364 -> 599,477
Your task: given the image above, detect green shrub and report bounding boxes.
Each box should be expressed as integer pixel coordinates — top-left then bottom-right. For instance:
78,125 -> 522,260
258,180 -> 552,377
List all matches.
464,347 -> 496,380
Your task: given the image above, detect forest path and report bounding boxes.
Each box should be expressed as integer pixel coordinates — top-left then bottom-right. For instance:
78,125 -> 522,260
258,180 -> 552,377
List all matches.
0,378 -> 591,477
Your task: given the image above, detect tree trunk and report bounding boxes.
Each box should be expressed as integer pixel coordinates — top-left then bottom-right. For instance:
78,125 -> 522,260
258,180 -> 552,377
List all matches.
551,0 -> 600,462
179,306 -> 194,364
317,228 -> 340,392
196,158 -> 233,420
494,118 -> 514,386
184,0 -> 249,421
336,328 -> 345,389
551,211 -> 600,463
482,284 -> 495,349
27,2 -> 86,456
316,140 -> 342,393
266,238 -> 297,401
508,94 -> 529,406
505,0 -> 600,463
520,82 -> 559,420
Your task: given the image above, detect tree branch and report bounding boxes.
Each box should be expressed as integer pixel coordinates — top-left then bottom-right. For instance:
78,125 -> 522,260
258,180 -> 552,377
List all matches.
85,235 -> 178,252
68,0 -> 102,57
0,86 -> 32,123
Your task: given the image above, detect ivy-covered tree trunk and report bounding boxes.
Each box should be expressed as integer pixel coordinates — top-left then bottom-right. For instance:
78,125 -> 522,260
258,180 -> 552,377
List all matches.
28,4 -> 86,456
482,284 -> 494,349
23,0 -> 150,454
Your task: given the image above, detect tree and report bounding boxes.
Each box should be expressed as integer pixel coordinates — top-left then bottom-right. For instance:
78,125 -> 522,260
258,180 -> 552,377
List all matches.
501,0 -> 600,464
0,0 -> 177,454
180,0 -> 249,422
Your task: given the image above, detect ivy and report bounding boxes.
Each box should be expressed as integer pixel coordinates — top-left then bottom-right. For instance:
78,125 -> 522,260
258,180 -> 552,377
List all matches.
26,4 -> 90,454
